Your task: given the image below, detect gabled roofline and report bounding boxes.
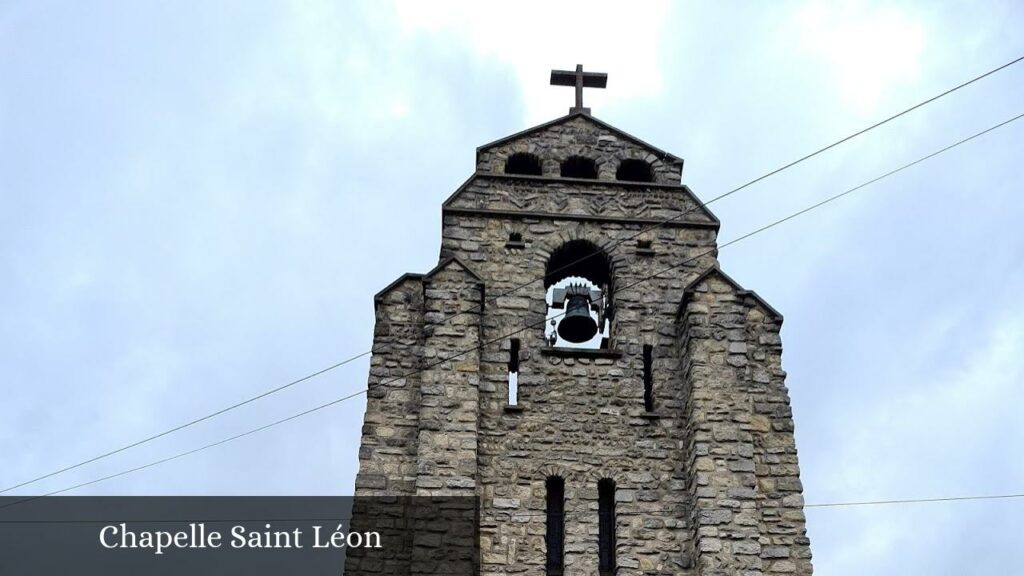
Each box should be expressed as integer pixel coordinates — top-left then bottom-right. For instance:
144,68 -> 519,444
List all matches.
424,255 -> 484,284
440,174 -> 477,209
373,256 -> 485,309
678,266 -> 783,322
373,272 -> 424,305
475,111 -> 683,164
587,114 -> 683,162
424,255 -> 486,310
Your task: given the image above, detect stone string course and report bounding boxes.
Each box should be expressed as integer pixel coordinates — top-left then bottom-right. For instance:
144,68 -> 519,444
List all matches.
351,113 -> 813,576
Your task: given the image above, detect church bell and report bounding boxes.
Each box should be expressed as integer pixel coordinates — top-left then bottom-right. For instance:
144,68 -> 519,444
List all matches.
556,287 -> 600,343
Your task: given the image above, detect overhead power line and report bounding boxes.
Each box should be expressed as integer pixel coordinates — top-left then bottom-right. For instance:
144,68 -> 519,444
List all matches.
430,52 -> 1024,325
491,492 -> 1024,516
805,493 -> 1024,508
2,492 -> 1023,523
4,53 -> 1022,495
3,109 -> 1020,507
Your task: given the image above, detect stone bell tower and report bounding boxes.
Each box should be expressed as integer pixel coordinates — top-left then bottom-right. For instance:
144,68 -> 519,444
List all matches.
353,66 -> 813,576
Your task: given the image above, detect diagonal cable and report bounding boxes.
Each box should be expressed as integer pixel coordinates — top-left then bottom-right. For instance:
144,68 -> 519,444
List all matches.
3,54 -> 1022,495
1,109 -> 1018,507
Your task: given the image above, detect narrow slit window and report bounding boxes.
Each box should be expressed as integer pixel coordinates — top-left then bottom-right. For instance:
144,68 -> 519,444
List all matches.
546,476 -> 565,575
598,478 -> 616,576
508,339 -> 520,406
643,344 -> 654,412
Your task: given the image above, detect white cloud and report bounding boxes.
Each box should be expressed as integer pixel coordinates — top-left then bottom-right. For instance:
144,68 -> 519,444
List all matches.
811,302 -> 1024,574
794,1 -> 927,111
392,0 -> 670,122
3,2 -> 1023,571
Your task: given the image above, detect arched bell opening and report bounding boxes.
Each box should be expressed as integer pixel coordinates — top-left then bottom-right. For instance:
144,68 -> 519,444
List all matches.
505,152 -> 543,176
616,158 -> 654,182
560,156 -> 598,179
544,240 -> 614,349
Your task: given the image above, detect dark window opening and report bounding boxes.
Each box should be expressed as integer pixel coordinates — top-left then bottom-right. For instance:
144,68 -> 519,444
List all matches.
643,344 -> 654,412
544,240 -> 613,290
560,156 -> 598,179
506,231 -> 526,250
508,339 -> 520,406
616,159 -> 654,182
637,240 -> 652,250
505,152 -> 543,176
546,476 -> 565,575
598,478 -> 616,576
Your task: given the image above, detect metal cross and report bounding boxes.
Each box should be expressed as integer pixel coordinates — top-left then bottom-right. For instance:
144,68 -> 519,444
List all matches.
550,64 -> 607,115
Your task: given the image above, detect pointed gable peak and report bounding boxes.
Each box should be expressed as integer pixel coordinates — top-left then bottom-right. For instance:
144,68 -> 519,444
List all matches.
680,266 -> 784,322
425,255 -> 484,285
476,112 -> 684,185
373,272 -> 424,308
373,257 -> 484,311
478,113 -> 681,162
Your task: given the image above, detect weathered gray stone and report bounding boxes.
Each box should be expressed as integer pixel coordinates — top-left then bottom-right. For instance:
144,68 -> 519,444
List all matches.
492,498 -> 520,509
349,111 -> 813,576
734,541 -> 762,555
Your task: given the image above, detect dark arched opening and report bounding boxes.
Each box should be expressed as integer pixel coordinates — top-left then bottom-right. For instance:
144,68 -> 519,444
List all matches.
545,476 -> 565,575
544,240 -> 612,289
544,240 -> 614,347
598,478 -> 616,576
505,152 -> 543,176
616,159 -> 654,182
560,156 -> 598,179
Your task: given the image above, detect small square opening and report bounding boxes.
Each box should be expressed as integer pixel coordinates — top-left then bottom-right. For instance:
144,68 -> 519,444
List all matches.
636,240 -> 655,256
506,232 -> 526,249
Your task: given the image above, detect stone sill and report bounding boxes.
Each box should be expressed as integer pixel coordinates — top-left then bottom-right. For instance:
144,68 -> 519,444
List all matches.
504,241 -> 527,250
504,405 -> 524,413
540,347 -> 623,359
638,412 -> 661,420
635,248 -> 656,257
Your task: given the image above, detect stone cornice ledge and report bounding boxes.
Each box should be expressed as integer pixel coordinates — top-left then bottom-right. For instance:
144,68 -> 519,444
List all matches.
443,206 -> 720,229
540,347 -> 623,359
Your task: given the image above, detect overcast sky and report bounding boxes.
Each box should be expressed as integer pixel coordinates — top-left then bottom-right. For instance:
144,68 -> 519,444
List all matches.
2,1 -> 1023,574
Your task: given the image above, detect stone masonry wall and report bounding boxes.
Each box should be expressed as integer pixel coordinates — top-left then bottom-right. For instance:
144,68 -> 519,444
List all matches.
679,272 -> 813,576
438,208 -> 717,576
352,114 -> 813,576
446,177 -> 717,226
415,262 -> 483,496
354,276 -> 424,496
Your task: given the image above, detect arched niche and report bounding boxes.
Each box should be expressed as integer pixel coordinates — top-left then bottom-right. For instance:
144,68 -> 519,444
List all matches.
560,156 -> 598,179
616,158 -> 654,182
505,152 -> 543,176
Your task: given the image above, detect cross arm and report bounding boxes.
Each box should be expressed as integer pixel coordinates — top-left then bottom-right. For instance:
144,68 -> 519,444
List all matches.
550,70 -> 608,88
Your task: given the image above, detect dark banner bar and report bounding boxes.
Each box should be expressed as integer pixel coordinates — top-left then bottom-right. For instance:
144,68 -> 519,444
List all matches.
0,496 -> 479,576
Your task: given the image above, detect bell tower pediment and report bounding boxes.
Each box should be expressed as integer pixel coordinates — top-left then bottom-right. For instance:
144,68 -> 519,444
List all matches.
476,113 -> 684,184
441,113 -> 718,229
